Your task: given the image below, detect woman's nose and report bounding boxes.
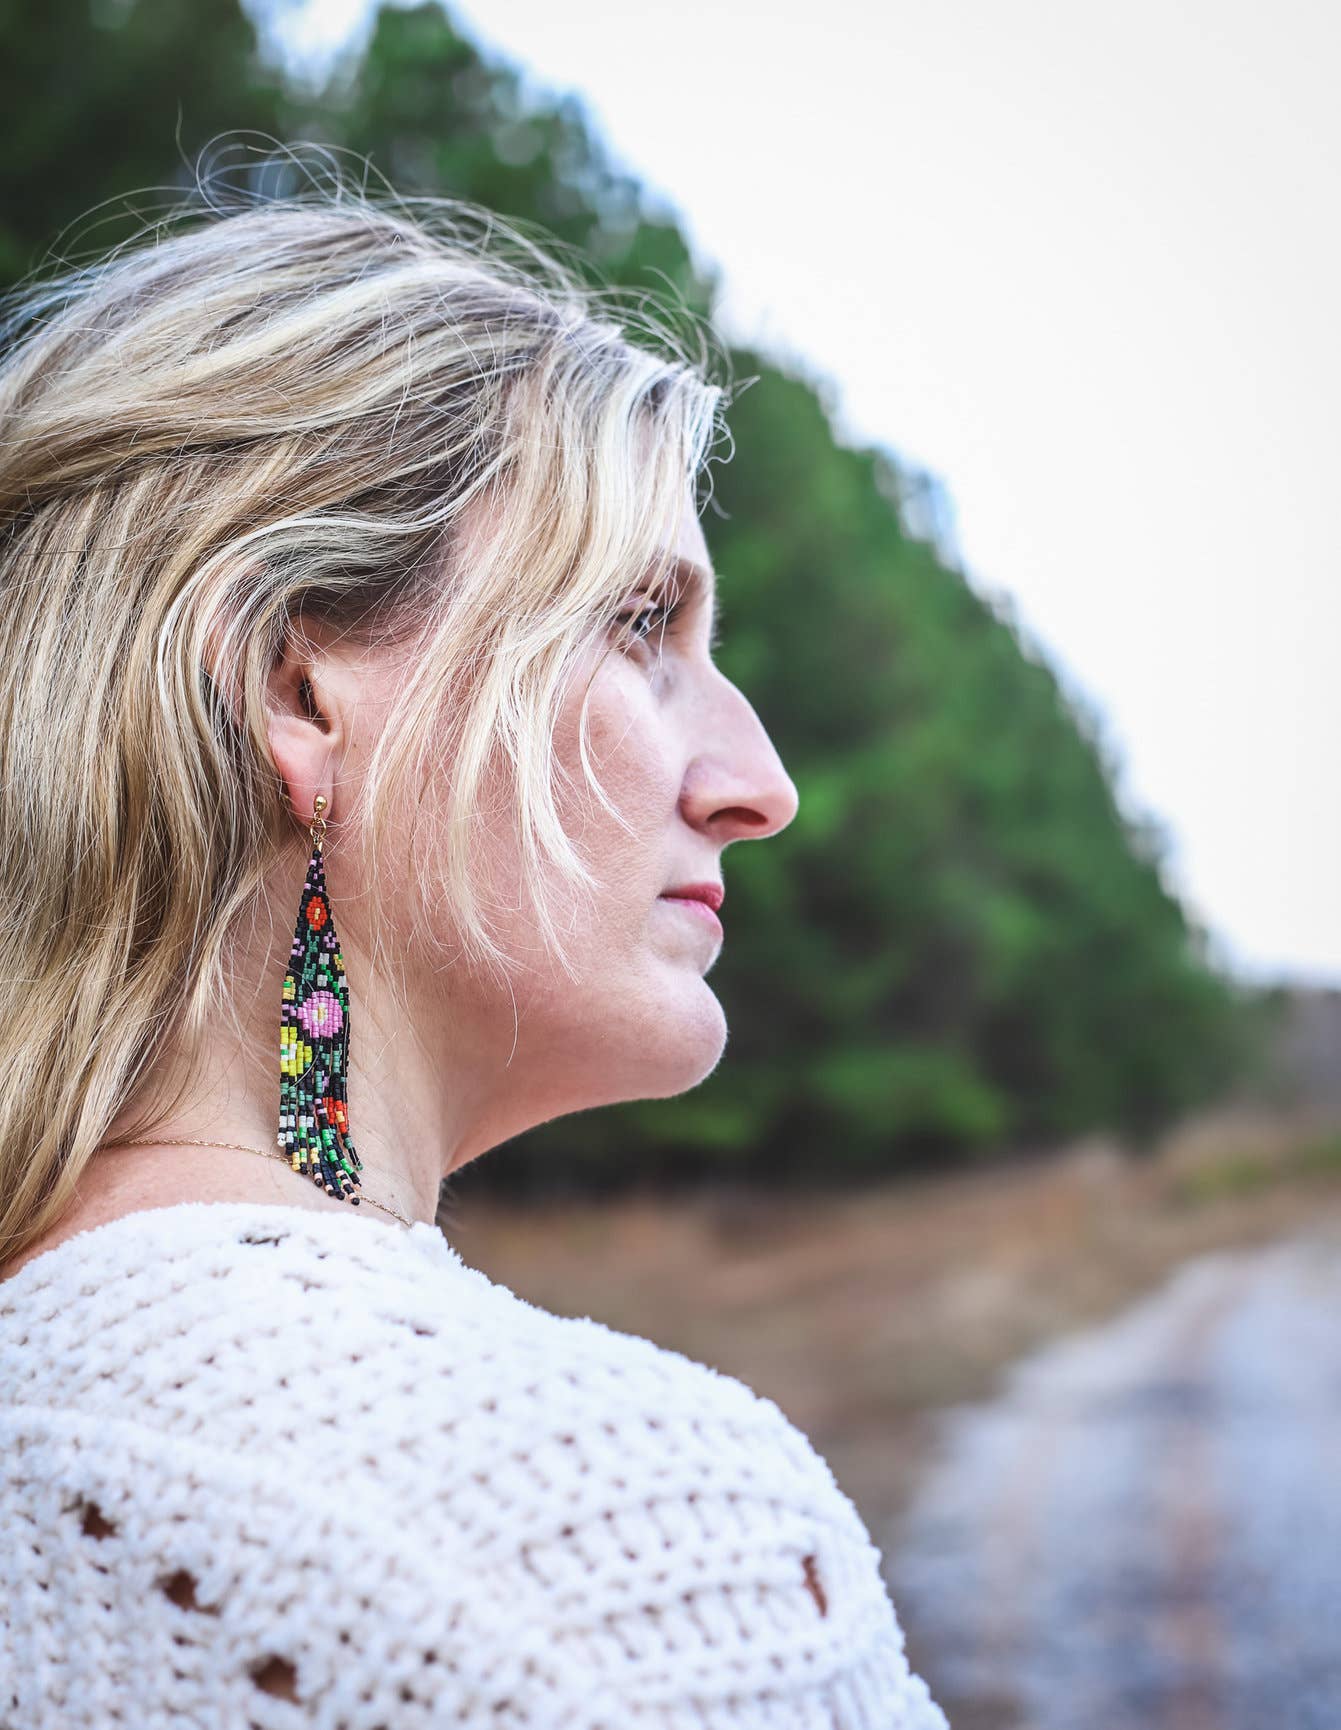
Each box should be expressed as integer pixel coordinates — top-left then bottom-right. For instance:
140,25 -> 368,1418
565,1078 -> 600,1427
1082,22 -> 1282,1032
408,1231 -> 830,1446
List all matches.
678,679 -> 800,844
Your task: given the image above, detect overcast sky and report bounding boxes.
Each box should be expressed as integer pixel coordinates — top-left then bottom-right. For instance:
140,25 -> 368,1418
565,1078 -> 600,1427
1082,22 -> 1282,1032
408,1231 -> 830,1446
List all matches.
261,0 -> 1340,988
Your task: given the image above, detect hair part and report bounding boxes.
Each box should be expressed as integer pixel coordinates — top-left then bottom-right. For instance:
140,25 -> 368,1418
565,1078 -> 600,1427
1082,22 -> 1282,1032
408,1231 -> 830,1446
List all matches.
0,145 -> 733,1263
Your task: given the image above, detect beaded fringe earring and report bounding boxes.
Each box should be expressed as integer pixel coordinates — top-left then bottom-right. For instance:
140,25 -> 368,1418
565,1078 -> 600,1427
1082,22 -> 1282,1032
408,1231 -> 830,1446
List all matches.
278,792 -> 364,1203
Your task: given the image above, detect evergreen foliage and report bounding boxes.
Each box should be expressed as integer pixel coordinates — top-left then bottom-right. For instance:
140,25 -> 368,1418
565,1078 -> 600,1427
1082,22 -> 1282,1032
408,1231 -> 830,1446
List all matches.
0,0 -> 1271,1190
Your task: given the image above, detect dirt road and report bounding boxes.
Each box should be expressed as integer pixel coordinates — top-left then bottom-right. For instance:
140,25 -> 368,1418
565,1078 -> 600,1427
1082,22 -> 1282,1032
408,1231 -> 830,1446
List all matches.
888,1226 -> 1341,1730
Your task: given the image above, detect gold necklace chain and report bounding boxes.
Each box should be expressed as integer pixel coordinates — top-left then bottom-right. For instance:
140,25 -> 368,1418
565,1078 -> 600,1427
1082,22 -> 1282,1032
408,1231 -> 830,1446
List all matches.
105,1138 -> 418,1231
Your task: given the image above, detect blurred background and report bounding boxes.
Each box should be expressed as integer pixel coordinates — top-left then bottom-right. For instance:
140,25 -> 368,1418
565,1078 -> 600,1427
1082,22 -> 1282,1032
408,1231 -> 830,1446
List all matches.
6,1 -> 1338,1722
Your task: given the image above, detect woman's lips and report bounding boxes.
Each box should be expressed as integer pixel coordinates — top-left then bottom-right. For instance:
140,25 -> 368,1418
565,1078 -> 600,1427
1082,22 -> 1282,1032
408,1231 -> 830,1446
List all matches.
658,894 -> 724,939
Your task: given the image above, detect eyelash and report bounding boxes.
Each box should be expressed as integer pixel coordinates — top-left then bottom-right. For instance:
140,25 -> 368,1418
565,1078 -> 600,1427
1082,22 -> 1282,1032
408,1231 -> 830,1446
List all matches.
617,592 -> 685,647
613,588 -> 724,656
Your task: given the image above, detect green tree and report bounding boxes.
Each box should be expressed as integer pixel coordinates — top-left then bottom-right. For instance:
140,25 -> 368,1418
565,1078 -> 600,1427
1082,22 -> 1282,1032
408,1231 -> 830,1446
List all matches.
0,0 -> 1266,1191
0,0 -> 282,286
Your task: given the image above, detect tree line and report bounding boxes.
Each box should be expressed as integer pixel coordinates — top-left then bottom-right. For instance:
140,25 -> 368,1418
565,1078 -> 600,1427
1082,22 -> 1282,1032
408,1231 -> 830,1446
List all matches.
0,0 -> 1275,1192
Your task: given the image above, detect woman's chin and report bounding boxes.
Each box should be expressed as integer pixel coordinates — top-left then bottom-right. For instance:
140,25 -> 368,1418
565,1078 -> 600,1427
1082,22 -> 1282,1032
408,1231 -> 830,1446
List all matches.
669,983 -> 729,1084
613,975 -> 728,1097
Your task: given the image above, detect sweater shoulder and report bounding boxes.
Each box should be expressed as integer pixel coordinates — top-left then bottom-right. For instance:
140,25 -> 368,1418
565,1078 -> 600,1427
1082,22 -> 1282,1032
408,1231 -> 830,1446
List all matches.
1,1200 -> 949,1727
0,1197 -> 803,1444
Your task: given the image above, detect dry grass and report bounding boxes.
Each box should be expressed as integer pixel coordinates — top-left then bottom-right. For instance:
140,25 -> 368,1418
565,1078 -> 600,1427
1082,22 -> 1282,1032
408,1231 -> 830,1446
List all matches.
438,1104 -> 1341,1536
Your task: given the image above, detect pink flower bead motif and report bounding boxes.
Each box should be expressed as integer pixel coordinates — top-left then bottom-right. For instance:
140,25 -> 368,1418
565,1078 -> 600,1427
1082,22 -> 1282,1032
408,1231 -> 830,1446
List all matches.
297,988 -> 344,1040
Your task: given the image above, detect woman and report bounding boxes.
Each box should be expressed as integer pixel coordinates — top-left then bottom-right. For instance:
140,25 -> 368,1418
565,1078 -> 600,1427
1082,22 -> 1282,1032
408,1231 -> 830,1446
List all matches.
0,173 -> 947,1727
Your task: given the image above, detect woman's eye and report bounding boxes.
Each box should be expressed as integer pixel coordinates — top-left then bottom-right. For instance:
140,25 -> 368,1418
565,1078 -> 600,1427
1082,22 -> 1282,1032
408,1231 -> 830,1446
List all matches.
617,594 -> 681,647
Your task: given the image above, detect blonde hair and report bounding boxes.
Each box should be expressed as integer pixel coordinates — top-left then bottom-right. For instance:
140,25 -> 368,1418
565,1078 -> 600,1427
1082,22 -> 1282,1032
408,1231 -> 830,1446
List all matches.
0,150 -> 730,1262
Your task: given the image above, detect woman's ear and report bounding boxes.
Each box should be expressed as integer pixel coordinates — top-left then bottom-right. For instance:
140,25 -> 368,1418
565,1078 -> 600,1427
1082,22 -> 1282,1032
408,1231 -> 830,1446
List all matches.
264,620 -> 344,828
198,601 -> 338,828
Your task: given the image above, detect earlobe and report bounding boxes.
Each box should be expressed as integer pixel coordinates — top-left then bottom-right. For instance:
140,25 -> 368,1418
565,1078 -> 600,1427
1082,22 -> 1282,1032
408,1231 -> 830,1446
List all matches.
268,706 -> 338,841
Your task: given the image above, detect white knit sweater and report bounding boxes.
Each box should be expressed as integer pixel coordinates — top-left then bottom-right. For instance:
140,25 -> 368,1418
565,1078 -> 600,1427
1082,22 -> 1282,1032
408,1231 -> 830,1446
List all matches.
0,1200 -> 947,1729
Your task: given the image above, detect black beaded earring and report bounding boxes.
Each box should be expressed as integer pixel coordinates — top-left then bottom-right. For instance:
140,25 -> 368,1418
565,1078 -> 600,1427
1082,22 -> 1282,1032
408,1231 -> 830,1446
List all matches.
278,792 -> 364,1203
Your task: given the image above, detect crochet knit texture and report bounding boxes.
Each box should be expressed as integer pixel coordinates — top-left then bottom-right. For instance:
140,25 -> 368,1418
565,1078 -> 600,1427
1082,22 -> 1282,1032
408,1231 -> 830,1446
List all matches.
0,1200 -> 948,1729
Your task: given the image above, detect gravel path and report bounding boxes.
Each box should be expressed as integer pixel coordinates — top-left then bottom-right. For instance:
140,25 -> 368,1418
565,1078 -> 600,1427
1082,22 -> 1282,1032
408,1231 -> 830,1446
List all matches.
887,1227 -> 1341,1730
